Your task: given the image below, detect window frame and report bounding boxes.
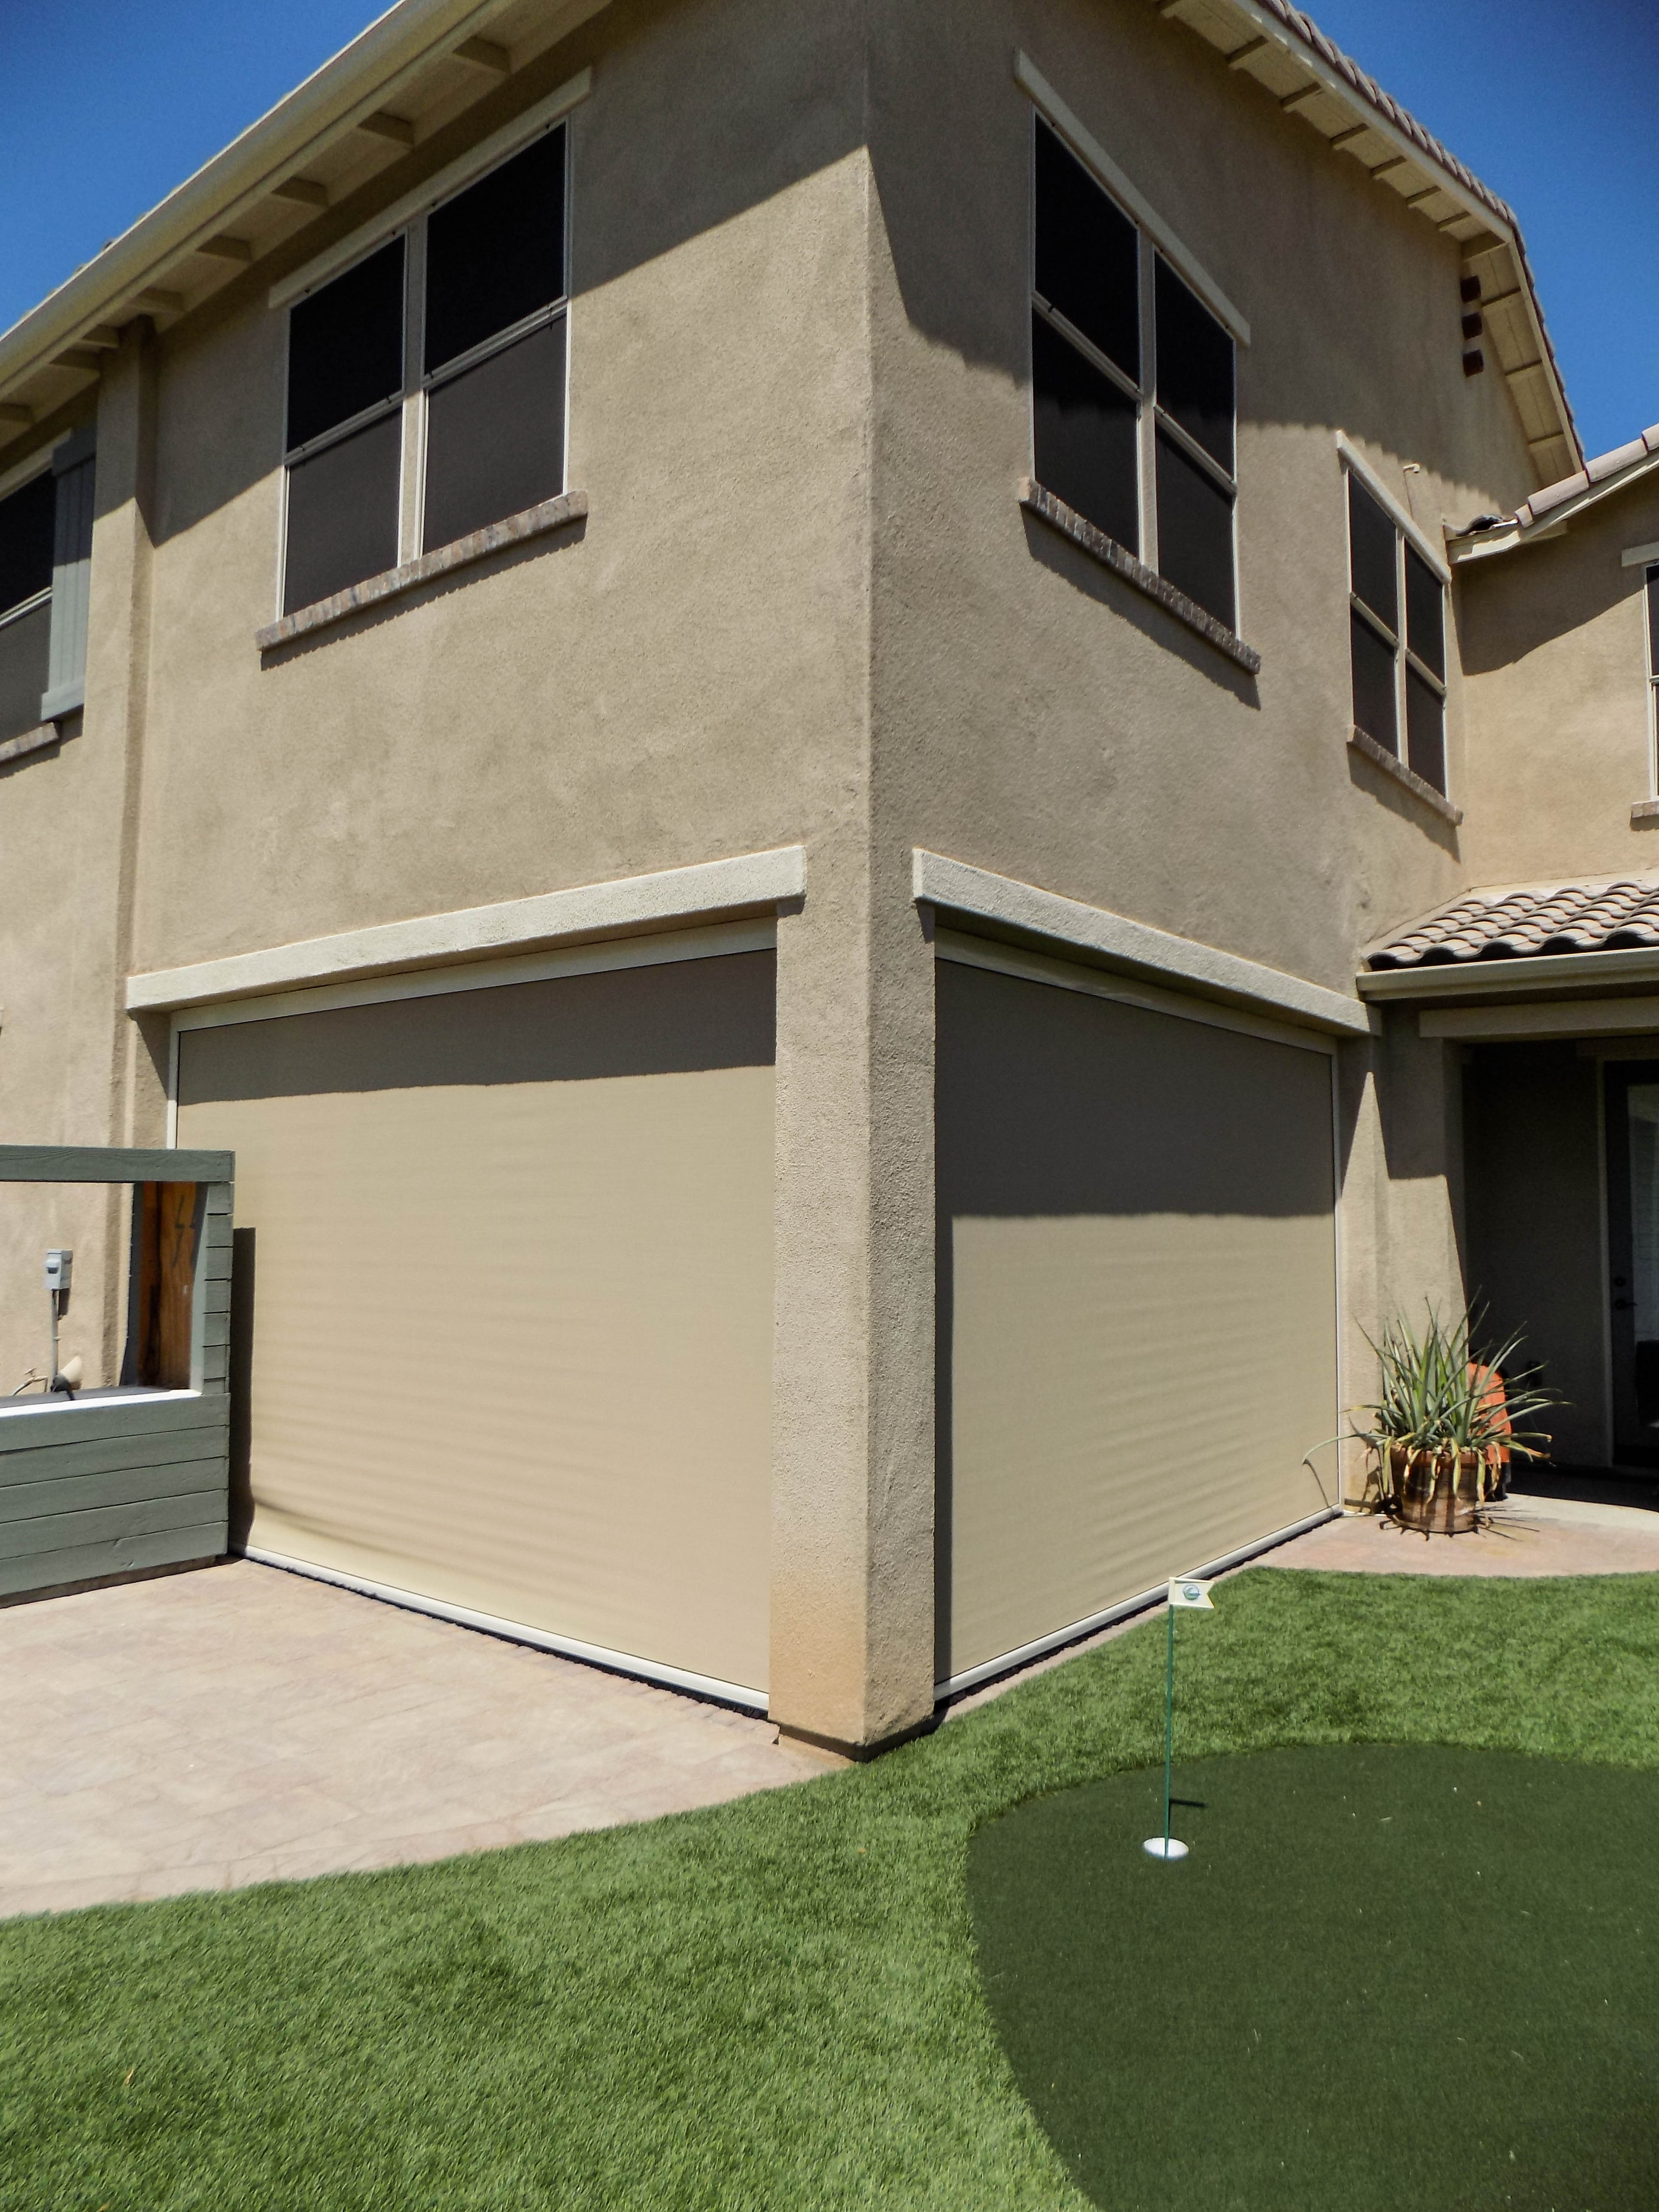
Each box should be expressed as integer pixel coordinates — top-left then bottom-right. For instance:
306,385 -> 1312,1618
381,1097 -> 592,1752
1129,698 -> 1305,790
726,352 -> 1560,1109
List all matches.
1644,565 -> 1659,800
274,116 -> 573,620
0,424 -> 96,741
1027,111 -> 1241,630
1340,439 -> 1451,797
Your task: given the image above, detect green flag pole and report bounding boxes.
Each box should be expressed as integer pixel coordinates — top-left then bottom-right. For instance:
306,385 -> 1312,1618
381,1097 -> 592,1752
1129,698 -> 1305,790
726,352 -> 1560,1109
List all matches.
1146,1577 -> 1211,1860
1162,1597 -> 1175,1852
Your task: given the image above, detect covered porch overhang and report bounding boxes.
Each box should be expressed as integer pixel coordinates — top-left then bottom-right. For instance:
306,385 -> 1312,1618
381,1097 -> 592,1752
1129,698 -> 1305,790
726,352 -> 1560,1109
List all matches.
1360,921 -> 1659,1480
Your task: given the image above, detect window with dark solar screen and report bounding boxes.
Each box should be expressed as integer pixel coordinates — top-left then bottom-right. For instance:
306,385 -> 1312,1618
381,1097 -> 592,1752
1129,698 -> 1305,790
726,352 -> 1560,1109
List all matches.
0,471 -> 55,618
423,319 -> 565,551
424,130 -> 566,375
1155,430 -> 1234,629
286,240 -> 405,452
1350,608 -> 1397,752
1406,665 -> 1445,790
1033,119 -> 1139,383
1154,259 -> 1233,475
1404,543 -> 1444,680
1647,565 -> 1659,678
283,410 -> 402,612
1031,310 -> 1139,554
1348,475 -> 1397,635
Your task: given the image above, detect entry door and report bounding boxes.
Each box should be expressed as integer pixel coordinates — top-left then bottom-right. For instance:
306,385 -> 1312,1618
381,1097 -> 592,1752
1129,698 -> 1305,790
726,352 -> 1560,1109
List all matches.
1604,1061 -> 1659,1466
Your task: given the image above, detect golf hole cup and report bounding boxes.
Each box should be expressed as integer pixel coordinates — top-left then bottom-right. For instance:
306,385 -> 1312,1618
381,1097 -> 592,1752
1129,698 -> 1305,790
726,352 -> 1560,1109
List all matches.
1144,1577 -> 1215,1861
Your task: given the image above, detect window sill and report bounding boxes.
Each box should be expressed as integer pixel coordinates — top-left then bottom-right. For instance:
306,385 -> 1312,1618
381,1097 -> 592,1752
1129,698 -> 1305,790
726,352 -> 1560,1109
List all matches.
256,489 -> 589,651
1019,477 -> 1261,675
0,714 -> 76,770
1348,726 -> 1463,826
1631,799 -> 1659,824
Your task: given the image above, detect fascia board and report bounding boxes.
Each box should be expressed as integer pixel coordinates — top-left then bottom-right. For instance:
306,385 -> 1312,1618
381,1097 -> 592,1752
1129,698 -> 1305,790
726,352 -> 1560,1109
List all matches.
1519,450 -> 1659,538
0,0 -> 609,399
1206,0 -> 1580,479
1450,460 -> 1659,565
913,849 -> 1373,1036
1358,946 -> 1659,1002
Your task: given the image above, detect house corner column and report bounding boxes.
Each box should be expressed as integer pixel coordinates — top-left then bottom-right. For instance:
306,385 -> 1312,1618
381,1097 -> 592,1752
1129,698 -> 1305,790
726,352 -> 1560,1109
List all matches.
769,836 -> 936,1754
83,322 -> 162,1373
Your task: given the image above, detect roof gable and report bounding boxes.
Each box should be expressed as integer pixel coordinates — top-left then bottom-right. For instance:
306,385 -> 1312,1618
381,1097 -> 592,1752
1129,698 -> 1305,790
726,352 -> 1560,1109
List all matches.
1157,0 -> 1579,487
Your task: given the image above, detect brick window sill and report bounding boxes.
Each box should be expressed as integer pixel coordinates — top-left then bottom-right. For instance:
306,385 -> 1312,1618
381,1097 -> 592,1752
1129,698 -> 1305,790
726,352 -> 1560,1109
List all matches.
0,713 -> 78,771
256,490 -> 589,651
1018,477 -> 1262,675
1348,725 -> 1464,826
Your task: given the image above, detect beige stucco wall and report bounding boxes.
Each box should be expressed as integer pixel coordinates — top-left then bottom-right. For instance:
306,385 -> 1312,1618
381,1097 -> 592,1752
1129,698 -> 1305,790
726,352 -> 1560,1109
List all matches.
861,0 -> 1534,1491
1459,476 -> 1659,884
134,0 -> 870,967
863,0 -> 1535,986
0,332 -> 165,1396
0,0 -> 1570,1724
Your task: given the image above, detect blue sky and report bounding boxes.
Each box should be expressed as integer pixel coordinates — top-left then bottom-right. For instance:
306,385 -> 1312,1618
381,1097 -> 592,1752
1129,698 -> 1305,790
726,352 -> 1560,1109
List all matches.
0,0 -> 1653,459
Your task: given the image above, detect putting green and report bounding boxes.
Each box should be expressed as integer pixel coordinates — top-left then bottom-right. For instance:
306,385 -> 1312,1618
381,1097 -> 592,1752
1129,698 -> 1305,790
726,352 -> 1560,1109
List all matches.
969,1744 -> 1659,2212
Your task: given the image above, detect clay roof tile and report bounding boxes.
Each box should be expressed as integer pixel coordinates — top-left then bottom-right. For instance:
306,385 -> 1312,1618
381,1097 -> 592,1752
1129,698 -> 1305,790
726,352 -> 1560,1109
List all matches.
1367,877 -> 1659,968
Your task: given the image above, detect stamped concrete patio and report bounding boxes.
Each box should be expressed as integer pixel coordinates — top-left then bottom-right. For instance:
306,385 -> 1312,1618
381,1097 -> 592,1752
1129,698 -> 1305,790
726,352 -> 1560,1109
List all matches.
0,1560 -> 833,1922
5,1482 -> 1656,1921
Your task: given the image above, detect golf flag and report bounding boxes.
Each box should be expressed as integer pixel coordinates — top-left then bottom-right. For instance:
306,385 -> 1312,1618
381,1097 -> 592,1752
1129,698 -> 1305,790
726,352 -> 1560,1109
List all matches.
1169,1576 -> 1215,1610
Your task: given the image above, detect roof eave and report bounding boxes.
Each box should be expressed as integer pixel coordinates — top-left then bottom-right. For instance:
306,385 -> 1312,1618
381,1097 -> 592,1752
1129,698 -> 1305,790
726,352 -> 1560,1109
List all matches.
1359,945 -> 1659,1002
1157,0 -> 1581,484
0,0 -> 526,412
1449,442 -> 1659,562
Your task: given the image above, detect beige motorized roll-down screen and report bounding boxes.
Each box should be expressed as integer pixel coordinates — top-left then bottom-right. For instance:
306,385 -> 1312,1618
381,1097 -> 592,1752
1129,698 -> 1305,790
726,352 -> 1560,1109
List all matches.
176,946 -> 775,1695
936,951 -> 1337,1686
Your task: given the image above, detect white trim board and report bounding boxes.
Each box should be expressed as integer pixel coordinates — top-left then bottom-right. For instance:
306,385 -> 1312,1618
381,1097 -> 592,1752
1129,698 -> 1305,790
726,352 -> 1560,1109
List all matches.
1335,433 -> 1451,583
1013,50 -> 1249,346
914,849 -> 1372,1037
269,67 -> 594,310
936,929 -> 1337,1057
246,1547 -> 768,1711
0,1386 -> 198,1425
1360,945 -> 1659,1003
936,1506 -> 1339,1701
128,846 -> 805,1013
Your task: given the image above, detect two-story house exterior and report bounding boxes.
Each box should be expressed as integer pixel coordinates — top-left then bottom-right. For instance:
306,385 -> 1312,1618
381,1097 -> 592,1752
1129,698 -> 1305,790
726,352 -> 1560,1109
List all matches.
0,0 -> 1646,1755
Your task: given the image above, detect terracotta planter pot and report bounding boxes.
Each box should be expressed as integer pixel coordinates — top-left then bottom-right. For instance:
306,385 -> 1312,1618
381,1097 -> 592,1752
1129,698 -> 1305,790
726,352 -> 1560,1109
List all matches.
1386,1444 -> 1488,1535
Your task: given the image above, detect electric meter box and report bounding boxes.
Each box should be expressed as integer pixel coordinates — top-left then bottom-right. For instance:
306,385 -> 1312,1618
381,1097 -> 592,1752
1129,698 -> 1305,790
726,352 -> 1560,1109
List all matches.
44,1249 -> 72,1297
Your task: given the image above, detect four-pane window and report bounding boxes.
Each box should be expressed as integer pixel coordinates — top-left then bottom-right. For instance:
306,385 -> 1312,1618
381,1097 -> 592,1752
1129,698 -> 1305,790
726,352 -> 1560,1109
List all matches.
1347,472 -> 1447,795
281,125 -> 567,616
1030,117 -> 1239,632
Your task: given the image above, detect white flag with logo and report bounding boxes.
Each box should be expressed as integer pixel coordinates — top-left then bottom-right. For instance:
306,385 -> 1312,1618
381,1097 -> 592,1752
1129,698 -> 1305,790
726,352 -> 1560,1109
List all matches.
1169,1577 -> 1215,1610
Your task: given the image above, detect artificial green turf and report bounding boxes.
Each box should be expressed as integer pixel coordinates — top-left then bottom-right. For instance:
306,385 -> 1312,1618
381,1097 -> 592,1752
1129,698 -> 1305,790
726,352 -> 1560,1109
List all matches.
1,1569 -> 1656,2210
971,1743 -> 1659,2212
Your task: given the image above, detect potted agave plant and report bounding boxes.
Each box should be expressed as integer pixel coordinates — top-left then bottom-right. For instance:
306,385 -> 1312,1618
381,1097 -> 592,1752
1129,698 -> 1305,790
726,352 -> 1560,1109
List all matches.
1351,1309 -> 1558,1536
